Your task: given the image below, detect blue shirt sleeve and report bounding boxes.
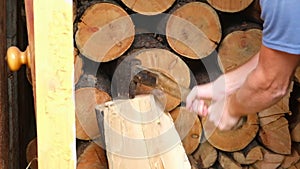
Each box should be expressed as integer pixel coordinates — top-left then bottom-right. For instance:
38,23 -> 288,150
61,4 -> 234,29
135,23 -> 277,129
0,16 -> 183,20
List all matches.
260,0 -> 300,55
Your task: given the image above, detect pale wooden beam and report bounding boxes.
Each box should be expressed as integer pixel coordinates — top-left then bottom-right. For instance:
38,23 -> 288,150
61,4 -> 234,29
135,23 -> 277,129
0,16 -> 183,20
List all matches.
33,0 -> 76,168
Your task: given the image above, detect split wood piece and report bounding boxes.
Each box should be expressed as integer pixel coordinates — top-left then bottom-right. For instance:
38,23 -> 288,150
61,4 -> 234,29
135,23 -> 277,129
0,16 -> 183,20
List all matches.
202,113 -> 259,152
166,2 -> 221,59
232,141 -> 263,165
77,141 -> 108,169
187,155 -> 199,169
218,152 -> 242,169
75,2 -> 135,62
207,0 -> 253,13
98,95 -> 191,169
170,107 -> 202,155
74,48 -> 84,85
218,25 -> 262,73
280,148 -> 300,169
76,87 -> 111,140
26,138 -> 38,169
131,48 -> 191,111
120,0 -> 175,15
193,141 -> 218,168
259,116 -> 291,155
252,147 -> 285,169
294,67 -> 300,83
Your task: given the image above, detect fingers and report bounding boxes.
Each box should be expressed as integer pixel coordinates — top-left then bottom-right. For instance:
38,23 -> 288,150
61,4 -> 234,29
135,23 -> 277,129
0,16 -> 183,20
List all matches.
188,99 -> 208,116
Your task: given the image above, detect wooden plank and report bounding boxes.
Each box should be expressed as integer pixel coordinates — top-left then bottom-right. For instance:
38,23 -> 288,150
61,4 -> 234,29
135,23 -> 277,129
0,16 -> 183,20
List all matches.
33,0 -> 76,168
0,0 -> 9,168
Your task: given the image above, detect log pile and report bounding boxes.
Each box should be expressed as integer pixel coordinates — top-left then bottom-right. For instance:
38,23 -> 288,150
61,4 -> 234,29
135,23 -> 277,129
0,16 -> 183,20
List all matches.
26,0 -> 300,168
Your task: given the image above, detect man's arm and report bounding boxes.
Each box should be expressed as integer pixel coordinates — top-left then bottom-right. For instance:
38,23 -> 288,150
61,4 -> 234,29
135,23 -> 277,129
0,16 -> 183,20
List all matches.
228,45 -> 300,117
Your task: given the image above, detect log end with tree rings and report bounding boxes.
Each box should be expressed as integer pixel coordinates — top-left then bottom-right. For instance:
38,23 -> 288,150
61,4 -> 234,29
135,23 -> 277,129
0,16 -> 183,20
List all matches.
207,0 -> 254,13
127,48 -> 191,111
75,2 -> 135,62
76,87 -> 111,140
120,0 -> 176,15
202,113 -> 259,152
170,107 -> 202,155
218,28 -> 262,73
166,2 -> 222,59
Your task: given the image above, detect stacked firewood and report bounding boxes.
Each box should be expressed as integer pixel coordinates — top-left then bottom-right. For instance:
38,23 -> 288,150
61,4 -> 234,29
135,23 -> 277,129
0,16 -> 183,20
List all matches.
26,0 -> 300,168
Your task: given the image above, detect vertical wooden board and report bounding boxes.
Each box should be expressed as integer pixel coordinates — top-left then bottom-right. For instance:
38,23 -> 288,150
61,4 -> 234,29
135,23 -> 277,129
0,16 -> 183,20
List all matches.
0,0 -> 9,168
34,0 -> 76,168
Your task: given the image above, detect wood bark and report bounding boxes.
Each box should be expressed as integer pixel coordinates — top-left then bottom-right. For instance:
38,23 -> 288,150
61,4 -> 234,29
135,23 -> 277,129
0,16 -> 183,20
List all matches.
75,2 -> 135,62
120,0 -> 176,15
77,141 -> 108,169
218,23 -> 262,73
207,0 -> 253,13
202,113 -> 259,152
170,107 -> 202,155
0,0 -> 9,167
97,94 -> 191,169
166,2 -> 221,59
192,141 -> 218,168
26,138 -> 38,169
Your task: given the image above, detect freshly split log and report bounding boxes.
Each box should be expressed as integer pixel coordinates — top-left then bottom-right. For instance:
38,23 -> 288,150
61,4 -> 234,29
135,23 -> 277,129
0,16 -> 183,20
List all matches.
252,147 -> 285,169
170,107 -> 202,155
166,2 -> 222,59
118,48 -> 191,111
280,148 -> 300,169
202,113 -> 259,152
77,142 -> 108,169
217,23 -> 262,72
120,0 -> 175,15
218,152 -> 242,169
26,138 -> 38,169
97,95 -> 191,169
207,0 -> 254,13
76,87 -> 111,140
232,141 -> 263,165
75,2 -> 135,62
192,141 -> 218,168
259,117 -> 291,155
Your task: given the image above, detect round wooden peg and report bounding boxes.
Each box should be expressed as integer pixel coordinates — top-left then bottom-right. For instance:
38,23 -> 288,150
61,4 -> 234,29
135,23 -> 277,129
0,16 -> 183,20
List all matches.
6,46 -> 31,71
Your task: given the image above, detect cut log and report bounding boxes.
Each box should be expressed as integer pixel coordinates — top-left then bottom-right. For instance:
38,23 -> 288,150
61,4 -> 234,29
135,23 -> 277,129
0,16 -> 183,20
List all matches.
193,141 -> 218,168
202,113 -> 259,152
166,2 -> 222,59
258,117 -> 291,155
120,0 -> 175,15
26,138 -> 38,169
252,147 -> 285,169
217,23 -> 262,73
75,2 -> 135,62
97,94 -> 191,169
77,142 -> 108,169
76,87 -> 111,140
188,155 -> 199,169
115,48 -> 191,111
207,0 -> 254,13
280,148 -> 300,169
218,152 -> 242,169
74,48 -> 83,85
170,107 -> 202,155
232,141 -> 263,165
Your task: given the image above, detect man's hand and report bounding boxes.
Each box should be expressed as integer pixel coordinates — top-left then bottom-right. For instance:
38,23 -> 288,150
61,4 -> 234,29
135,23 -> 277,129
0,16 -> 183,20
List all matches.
186,81 -> 241,131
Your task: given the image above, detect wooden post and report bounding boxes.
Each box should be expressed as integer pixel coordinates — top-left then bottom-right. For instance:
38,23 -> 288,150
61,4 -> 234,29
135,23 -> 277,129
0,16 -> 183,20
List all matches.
0,0 -> 9,168
34,0 -> 76,168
